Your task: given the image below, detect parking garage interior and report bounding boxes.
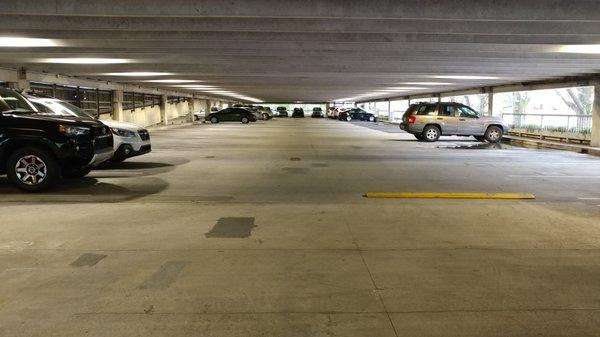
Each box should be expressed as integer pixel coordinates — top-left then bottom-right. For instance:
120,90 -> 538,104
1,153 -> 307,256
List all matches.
1,1 -> 600,336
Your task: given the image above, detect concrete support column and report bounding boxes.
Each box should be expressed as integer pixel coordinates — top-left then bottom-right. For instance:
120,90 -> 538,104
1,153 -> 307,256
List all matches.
160,94 -> 168,126
387,100 -> 392,121
591,85 -> 600,147
188,98 -> 195,123
487,91 -> 494,116
112,90 -> 124,122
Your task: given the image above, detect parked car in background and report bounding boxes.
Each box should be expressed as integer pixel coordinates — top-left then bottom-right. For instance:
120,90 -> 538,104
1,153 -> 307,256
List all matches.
26,94 -> 152,163
0,88 -> 113,191
292,107 -> 305,118
210,106 -> 219,112
193,109 -> 205,121
257,106 -> 273,120
276,106 -> 288,117
205,107 -> 257,124
339,108 -> 377,122
400,102 -> 508,142
311,107 -> 325,118
328,107 -> 343,119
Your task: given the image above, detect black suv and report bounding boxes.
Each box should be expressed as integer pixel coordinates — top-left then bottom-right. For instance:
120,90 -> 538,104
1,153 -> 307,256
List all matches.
276,106 -> 288,117
0,88 -> 113,191
311,107 -> 324,118
292,107 -> 305,118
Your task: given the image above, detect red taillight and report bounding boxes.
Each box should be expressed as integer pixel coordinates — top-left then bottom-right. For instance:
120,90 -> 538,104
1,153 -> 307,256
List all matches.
408,115 -> 416,124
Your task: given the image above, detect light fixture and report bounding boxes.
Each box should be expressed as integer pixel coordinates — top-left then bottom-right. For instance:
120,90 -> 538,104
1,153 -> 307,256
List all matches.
557,44 -> 600,54
400,82 -> 453,86
102,72 -> 173,76
39,58 -> 131,64
430,75 -> 499,80
385,87 -> 425,91
0,37 -> 59,47
144,79 -> 203,83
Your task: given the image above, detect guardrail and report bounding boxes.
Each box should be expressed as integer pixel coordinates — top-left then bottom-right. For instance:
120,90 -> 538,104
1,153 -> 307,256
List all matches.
502,113 -> 592,134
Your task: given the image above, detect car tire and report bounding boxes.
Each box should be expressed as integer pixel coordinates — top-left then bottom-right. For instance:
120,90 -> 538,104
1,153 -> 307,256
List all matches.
241,116 -> 250,124
210,116 -> 219,124
422,125 -> 441,142
369,116 -> 375,122
346,116 -> 352,121
262,113 -> 269,120
6,147 -> 60,192
63,167 -> 92,179
484,126 -> 503,143
474,135 -> 486,142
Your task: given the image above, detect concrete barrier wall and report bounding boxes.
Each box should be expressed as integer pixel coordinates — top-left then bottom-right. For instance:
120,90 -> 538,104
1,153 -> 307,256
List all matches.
167,100 -> 190,120
122,106 -> 162,127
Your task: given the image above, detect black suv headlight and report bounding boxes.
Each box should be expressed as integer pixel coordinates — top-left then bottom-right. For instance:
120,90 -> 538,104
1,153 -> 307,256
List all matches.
111,128 -> 137,138
58,124 -> 91,136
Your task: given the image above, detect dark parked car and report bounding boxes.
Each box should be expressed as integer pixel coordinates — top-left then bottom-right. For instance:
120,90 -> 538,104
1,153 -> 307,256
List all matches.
311,107 -> 324,118
205,107 -> 257,124
276,106 -> 288,117
339,108 -> 377,122
292,107 -> 305,118
0,88 -> 113,191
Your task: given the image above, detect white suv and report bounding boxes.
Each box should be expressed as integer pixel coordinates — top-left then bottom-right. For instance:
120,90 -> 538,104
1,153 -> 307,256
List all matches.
26,95 -> 151,162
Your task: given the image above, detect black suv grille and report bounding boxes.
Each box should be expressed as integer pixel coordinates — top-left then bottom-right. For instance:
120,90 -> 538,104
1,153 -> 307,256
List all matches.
92,126 -> 113,150
138,129 -> 150,141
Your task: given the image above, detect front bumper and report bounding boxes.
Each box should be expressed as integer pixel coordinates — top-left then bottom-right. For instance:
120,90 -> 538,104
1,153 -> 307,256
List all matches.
113,143 -> 152,161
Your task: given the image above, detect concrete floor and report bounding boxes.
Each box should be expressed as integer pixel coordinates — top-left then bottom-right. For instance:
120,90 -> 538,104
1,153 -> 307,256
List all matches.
1,118 -> 600,337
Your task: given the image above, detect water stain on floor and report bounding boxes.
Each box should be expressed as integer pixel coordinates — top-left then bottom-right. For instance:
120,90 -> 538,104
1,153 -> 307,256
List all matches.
205,217 -> 256,238
70,253 -> 107,267
282,167 -> 310,174
139,261 -> 189,290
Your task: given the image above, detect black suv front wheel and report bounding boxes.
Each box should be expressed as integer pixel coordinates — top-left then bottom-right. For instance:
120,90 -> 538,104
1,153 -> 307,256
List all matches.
7,147 -> 60,192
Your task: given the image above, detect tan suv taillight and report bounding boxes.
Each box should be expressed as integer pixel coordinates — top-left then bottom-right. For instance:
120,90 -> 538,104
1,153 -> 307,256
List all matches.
408,115 -> 416,124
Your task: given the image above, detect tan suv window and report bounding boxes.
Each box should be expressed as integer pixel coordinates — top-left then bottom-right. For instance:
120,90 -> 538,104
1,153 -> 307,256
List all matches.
439,105 -> 456,116
416,104 -> 436,115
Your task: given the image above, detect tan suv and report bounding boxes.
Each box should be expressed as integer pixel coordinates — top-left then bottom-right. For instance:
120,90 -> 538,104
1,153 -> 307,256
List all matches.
400,102 -> 508,142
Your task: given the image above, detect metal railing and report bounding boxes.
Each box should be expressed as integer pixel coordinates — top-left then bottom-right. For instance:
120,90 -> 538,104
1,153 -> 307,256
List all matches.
502,113 -> 592,135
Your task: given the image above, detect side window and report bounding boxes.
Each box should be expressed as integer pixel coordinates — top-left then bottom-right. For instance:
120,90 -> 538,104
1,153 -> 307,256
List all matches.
32,102 -> 50,113
221,108 -> 233,114
439,105 -> 457,117
416,104 -> 437,116
458,106 -> 479,118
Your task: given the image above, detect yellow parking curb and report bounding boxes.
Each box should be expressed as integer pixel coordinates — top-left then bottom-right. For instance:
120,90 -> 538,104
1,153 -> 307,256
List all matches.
363,192 -> 535,199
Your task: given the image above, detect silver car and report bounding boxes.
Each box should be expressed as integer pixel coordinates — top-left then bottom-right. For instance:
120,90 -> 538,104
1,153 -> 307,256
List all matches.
399,102 -> 508,142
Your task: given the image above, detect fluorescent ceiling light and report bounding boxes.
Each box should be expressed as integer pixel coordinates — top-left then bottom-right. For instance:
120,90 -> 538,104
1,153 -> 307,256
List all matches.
171,85 -> 218,89
40,58 -> 132,64
430,75 -> 499,80
144,79 -> 202,83
103,71 -> 173,76
400,82 -> 453,86
558,44 -> 600,54
386,87 -> 425,91
0,37 -> 59,47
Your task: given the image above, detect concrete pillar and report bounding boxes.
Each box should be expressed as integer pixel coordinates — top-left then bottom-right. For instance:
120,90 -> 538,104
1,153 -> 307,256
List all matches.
487,91 -> 494,116
112,90 -> 124,122
591,85 -> 600,147
188,98 -> 195,123
387,100 -> 392,121
160,94 -> 168,125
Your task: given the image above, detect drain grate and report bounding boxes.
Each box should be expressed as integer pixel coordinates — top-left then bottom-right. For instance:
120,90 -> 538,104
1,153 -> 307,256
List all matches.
205,217 -> 256,238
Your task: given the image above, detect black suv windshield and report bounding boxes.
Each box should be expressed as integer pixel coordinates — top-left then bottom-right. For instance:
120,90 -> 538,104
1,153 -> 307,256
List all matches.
0,88 -> 37,113
30,98 -> 94,119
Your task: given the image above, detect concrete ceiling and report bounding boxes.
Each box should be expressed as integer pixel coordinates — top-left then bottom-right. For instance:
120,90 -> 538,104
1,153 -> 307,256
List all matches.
0,0 -> 599,103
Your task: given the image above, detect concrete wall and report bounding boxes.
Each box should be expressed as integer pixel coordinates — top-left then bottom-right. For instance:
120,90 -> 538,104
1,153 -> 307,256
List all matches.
123,106 -> 162,127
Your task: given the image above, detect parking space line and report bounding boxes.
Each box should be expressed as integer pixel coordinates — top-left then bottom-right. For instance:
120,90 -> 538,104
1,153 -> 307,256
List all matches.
363,192 -> 535,199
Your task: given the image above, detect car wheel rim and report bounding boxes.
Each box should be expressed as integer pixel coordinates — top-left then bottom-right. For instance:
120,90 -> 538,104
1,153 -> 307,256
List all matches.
489,130 -> 500,140
242,118 -> 248,123
369,116 -> 374,122
426,129 -> 438,140
211,118 -> 217,123
15,155 -> 47,185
